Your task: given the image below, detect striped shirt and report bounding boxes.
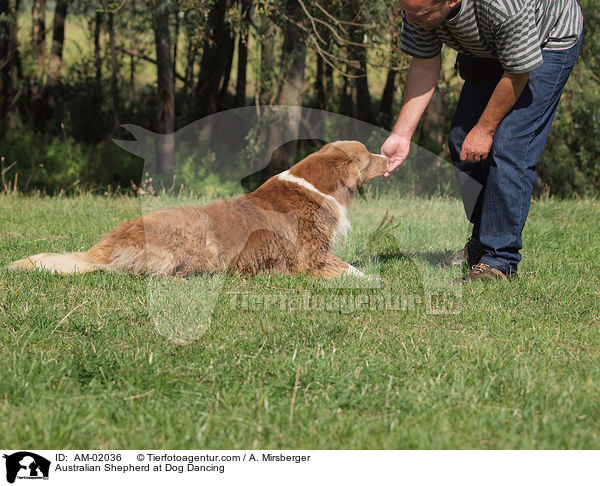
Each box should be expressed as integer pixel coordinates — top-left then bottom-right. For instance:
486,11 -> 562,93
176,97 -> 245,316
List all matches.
401,0 -> 583,73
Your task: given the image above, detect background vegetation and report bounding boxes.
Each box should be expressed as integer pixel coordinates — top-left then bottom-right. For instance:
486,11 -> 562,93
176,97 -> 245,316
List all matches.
0,0 -> 598,196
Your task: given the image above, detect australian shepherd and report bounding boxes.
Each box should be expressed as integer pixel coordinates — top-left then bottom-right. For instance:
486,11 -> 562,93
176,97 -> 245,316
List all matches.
8,141 -> 390,278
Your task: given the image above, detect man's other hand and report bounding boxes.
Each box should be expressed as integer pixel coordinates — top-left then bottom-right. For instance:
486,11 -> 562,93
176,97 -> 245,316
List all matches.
381,133 -> 411,177
460,124 -> 495,163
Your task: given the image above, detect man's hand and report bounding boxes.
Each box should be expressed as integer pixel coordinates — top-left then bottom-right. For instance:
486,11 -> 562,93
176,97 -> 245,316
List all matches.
460,124 -> 495,163
381,133 -> 411,177
460,71 -> 530,163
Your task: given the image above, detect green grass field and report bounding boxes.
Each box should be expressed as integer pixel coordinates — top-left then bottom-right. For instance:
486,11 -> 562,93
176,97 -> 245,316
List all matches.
1,193 -> 600,449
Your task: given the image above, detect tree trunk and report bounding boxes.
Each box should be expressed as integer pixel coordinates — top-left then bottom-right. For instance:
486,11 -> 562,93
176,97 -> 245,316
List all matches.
47,0 -> 67,90
92,11 -> 102,112
184,36 -> 197,120
173,8 -> 179,87
0,0 -> 20,136
325,60 -> 333,110
348,36 -> 372,123
379,5 -> 403,130
108,11 -> 120,130
194,0 -> 235,117
153,0 -> 175,182
340,63 -> 352,116
277,26 -> 306,108
35,0 -> 67,130
234,0 -> 250,107
259,14 -> 307,182
378,69 -> 395,129
256,16 -> 275,105
235,33 -> 247,106
129,53 -> 135,108
31,0 -> 46,71
314,35 -> 334,111
315,54 -> 325,109
218,45 -> 233,108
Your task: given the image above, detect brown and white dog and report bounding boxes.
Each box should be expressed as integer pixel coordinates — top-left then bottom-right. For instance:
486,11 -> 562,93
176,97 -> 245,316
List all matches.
8,141 -> 390,278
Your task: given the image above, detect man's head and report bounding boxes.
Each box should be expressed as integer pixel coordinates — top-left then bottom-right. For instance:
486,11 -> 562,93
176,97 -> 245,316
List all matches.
399,0 -> 461,30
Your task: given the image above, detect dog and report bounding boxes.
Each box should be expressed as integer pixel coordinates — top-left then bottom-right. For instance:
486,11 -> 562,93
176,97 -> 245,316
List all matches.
7,141 -> 390,279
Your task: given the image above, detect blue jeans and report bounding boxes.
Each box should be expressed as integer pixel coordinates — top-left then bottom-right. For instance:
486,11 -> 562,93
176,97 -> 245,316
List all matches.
448,35 -> 583,273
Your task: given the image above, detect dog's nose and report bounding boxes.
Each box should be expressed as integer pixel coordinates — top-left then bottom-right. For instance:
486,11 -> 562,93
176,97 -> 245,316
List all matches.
373,153 -> 391,168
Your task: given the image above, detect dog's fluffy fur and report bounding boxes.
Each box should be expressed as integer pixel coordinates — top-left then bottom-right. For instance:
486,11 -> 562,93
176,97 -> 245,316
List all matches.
8,141 -> 389,278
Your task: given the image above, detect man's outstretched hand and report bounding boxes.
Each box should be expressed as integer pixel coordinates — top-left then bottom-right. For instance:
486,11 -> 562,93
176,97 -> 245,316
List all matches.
381,133 -> 411,177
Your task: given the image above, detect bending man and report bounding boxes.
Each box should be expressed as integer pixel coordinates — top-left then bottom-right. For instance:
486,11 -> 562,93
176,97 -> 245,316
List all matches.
381,0 -> 583,281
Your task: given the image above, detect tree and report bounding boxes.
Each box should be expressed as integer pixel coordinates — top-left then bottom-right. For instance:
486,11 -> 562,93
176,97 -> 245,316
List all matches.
234,0 -> 251,107
35,0 -> 68,130
193,0 -> 235,118
92,9 -> 103,115
47,0 -> 68,90
31,0 -> 46,71
0,0 -> 20,136
108,10 -> 120,129
348,23 -> 372,122
378,3 -> 405,129
153,0 -> 175,181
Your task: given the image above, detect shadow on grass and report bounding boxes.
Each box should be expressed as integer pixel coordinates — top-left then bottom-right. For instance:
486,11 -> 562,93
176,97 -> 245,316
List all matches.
411,251 -> 452,267
350,250 -> 451,268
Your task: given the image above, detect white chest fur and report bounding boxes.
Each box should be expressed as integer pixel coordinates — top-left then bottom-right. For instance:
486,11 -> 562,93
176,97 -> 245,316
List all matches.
277,170 -> 350,239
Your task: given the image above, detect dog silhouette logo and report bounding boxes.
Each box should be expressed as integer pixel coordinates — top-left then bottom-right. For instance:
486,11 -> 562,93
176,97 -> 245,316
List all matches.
3,452 -> 51,483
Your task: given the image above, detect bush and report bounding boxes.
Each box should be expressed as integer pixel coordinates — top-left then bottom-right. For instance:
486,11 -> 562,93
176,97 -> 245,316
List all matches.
0,122 -> 143,194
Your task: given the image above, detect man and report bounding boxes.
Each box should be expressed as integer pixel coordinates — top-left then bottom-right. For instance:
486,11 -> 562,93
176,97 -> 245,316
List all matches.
381,0 -> 583,281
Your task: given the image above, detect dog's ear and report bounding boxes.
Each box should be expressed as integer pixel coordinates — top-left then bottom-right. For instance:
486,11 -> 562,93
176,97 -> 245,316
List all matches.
334,156 -> 362,191
350,155 -> 363,191
313,143 -> 339,157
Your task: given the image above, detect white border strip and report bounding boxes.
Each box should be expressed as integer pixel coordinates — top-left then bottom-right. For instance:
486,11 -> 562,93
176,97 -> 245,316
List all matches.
2,450 -> 599,486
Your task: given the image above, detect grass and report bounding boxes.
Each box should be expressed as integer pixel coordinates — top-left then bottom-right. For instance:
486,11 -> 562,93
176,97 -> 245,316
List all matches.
1,192 -> 600,449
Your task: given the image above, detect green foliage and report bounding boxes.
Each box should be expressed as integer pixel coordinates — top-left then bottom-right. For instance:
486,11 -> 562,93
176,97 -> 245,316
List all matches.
1,123 -> 87,192
174,152 -> 239,197
0,123 -> 143,193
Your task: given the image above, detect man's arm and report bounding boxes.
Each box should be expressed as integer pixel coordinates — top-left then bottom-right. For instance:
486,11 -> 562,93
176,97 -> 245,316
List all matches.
460,71 -> 530,162
381,53 -> 441,176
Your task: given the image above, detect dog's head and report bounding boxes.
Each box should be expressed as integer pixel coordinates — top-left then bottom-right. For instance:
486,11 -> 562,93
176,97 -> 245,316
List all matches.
329,140 -> 390,189
290,141 -> 390,196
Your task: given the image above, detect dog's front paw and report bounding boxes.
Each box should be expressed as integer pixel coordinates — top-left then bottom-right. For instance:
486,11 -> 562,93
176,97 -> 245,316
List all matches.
345,265 -> 383,283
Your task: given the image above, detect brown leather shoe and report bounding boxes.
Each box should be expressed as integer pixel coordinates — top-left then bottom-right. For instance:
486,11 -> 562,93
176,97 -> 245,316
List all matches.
444,236 -> 484,267
456,262 -> 518,282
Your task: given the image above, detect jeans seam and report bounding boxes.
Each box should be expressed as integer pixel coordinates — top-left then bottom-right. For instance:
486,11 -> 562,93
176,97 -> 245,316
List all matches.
514,49 -> 571,239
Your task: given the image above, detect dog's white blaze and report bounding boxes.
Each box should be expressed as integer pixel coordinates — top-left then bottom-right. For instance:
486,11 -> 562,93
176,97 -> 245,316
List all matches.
277,170 -> 342,209
334,210 -> 350,240
277,170 -> 350,239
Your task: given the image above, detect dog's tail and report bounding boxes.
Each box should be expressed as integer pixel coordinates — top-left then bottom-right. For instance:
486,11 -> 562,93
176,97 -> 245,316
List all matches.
7,251 -> 106,274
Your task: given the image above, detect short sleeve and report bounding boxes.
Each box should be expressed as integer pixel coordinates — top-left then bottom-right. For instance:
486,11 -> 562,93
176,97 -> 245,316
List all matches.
400,12 -> 442,59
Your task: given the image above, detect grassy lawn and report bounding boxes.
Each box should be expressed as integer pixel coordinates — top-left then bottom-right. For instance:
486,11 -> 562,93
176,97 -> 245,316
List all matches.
1,192 -> 599,449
